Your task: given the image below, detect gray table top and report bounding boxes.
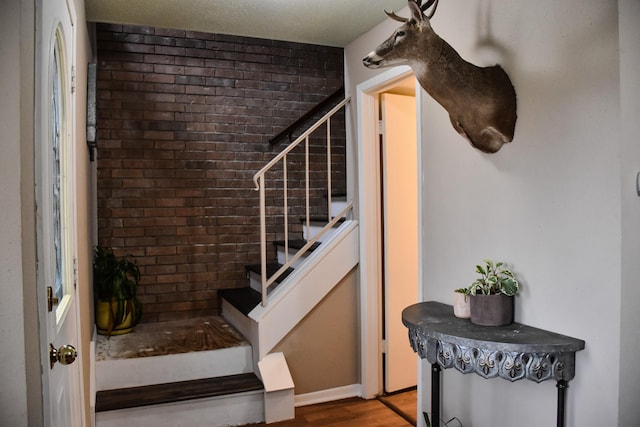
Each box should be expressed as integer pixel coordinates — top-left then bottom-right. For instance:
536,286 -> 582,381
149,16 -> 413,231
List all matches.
402,301 -> 585,354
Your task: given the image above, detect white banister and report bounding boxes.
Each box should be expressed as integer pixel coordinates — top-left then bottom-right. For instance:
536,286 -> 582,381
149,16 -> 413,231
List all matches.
252,98 -> 350,191
253,97 -> 351,306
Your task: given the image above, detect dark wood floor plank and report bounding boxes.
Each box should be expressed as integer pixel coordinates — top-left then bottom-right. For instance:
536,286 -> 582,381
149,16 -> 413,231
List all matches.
378,389 -> 418,425
241,394 -> 414,427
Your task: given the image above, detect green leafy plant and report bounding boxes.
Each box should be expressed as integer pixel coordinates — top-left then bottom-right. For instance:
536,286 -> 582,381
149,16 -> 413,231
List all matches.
468,259 -> 519,296
93,246 -> 140,300
93,246 -> 142,334
454,286 -> 471,299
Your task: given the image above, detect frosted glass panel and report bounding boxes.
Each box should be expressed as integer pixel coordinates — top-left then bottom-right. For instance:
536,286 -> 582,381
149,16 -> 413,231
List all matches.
52,39 -> 63,302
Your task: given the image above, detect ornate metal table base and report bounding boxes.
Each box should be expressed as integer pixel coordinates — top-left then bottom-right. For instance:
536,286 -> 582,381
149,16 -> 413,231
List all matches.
403,302 -> 585,427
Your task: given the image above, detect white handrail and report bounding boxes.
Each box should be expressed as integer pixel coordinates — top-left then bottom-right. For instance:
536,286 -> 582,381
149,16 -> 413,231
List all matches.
253,97 -> 351,306
253,97 -> 350,190
262,202 -> 354,290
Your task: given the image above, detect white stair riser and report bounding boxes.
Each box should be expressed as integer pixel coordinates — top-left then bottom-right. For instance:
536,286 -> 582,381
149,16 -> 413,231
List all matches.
247,269 -> 296,294
302,223 -> 340,242
248,273 -> 262,294
221,299 -> 261,375
221,299 -> 258,349
331,199 -> 348,218
301,198 -> 347,241
95,345 -> 253,391
95,391 -> 264,427
276,246 -> 309,268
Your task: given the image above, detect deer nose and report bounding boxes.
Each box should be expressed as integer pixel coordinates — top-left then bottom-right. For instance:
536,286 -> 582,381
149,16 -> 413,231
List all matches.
363,52 -> 382,68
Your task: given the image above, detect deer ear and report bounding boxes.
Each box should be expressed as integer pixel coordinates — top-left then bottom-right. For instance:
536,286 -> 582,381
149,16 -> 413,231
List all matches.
408,0 -> 425,23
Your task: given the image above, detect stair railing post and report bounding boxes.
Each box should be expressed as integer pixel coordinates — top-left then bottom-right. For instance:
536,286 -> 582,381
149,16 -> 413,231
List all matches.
258,175 -> 268,306
326,117 -> 332,223
305,136 -> 310,240
283,157 -> 289,265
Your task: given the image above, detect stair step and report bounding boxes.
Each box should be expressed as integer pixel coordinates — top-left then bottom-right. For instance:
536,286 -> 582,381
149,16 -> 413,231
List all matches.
326,192 -> 347,199
273,239 -> 321,251
218,288 -> 261,316
245,263 -> 295,295
302,216 -> 346,224
218,263 -> 293,316
274,240 -> 321,268
246,262 -> 294,284
95,373 -> 263,413
245,262 -> 293,277
301,217 -> 346,242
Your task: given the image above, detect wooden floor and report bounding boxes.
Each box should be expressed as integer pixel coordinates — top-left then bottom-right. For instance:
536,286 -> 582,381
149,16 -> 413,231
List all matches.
241,389 -> 417,427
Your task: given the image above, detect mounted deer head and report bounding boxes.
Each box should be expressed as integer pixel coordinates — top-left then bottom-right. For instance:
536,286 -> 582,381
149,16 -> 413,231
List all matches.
363,0 -> 517,153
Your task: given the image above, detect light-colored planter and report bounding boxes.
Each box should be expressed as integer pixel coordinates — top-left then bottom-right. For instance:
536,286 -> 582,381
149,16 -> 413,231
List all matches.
453,292 -> 471,319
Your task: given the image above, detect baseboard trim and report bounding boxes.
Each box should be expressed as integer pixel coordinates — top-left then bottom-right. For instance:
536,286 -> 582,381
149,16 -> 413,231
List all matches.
294,384 -> 362,407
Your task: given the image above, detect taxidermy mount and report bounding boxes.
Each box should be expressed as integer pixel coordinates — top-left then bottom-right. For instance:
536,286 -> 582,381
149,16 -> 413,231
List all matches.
363,0 -> 517,153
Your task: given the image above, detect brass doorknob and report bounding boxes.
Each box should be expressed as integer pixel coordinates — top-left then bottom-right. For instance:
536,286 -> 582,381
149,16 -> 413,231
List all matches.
49,343 -> 77,369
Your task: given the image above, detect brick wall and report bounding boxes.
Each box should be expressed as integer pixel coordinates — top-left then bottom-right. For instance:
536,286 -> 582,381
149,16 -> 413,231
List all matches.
96,24 -> 345,323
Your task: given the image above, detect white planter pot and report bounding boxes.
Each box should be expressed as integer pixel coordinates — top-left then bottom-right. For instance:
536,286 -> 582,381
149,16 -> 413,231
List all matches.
453,292 -> 471,319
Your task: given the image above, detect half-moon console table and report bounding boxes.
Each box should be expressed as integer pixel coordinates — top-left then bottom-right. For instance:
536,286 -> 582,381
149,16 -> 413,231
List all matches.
402,301 -> 585,427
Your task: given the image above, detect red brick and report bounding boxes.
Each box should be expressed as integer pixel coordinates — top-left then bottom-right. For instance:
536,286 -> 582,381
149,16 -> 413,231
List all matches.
97,23 -> 344,322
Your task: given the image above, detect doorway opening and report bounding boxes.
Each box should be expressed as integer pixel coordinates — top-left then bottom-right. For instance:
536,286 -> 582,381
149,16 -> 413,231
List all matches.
379,81 -> 419,394
357,66 -> 423,402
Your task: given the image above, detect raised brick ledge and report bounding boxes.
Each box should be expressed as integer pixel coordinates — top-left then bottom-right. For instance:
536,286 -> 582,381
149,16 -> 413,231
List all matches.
95,372 -> 263,412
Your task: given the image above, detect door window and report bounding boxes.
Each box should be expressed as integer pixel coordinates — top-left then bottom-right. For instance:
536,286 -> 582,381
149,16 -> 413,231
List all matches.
49,27 -> 75,323
52,34 -> 63,303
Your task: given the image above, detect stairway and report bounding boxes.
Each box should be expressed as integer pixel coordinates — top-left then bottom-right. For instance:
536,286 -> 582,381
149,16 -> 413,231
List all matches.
93,317 -> 265,427
217,194 -> 358,421
220,196 -> 355,342
92,94 -> 353,425
92,209 -> 358,427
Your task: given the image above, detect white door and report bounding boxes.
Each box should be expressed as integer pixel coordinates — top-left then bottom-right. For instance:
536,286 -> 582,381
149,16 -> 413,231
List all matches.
381,93 -> 419,393
37,0 -> 83,425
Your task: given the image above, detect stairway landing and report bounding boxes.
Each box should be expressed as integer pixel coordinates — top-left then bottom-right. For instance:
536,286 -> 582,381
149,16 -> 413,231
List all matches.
95,316 -> 254,393
96,316 -> 248,361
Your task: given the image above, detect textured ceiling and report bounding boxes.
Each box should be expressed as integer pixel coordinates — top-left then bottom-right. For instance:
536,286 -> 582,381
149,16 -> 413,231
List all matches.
85,0 -> 408,47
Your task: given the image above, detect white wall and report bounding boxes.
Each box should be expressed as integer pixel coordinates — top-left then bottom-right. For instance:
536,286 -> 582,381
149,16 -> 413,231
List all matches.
0,0 -> 94,425
0,0 -> 41,425
618,0 -> 640,425
346,0 -> 636,425
344,9 -> 404,210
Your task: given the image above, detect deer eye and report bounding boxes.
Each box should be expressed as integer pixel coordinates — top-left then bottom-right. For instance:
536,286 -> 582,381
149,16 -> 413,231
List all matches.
395,30 -> 406,39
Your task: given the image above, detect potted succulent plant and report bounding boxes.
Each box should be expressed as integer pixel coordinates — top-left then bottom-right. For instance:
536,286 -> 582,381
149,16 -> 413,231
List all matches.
93,246 -> 142,336
467,259 -> 519,326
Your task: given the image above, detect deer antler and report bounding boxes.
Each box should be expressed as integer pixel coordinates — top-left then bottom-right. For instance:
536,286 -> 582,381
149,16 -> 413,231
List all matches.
386,0 -> 439,23
419,0 -> 439,19
384,9 -> 408,22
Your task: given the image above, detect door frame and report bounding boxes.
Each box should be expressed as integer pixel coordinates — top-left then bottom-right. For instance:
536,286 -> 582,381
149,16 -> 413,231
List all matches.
357,66 -> 424,399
